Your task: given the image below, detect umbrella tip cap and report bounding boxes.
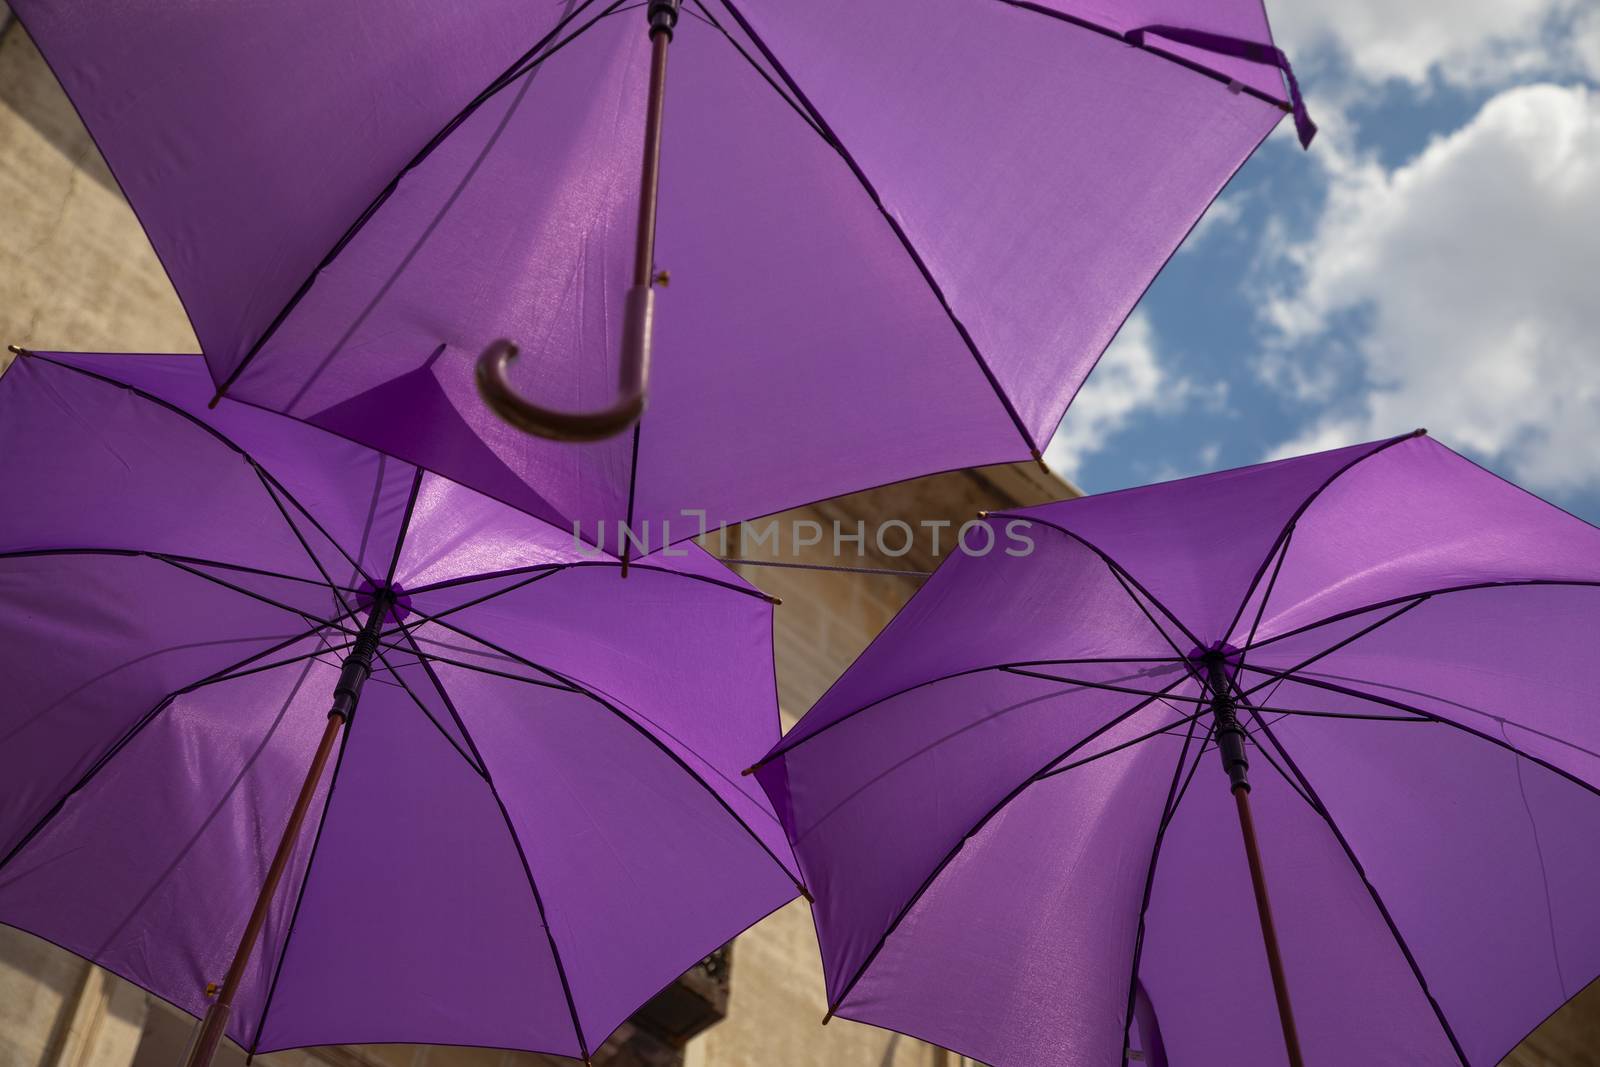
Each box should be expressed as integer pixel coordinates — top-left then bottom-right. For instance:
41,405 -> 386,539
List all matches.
1412,427 -> 1428,437
822,1009 -> 835,1025
798,882 -> 814,903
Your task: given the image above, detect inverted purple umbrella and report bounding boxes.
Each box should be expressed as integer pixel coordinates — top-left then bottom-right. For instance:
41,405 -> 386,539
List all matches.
12,0 -> 1312,545
0,350 -> 804,1066
750,432 -> 1600,1067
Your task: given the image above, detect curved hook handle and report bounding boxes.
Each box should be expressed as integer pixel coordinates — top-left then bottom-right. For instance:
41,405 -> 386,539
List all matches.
475,285 -> 652,443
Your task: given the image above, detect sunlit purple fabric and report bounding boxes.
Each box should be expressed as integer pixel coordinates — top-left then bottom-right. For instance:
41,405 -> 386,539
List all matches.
756,433 -> 1600,1066
0,351 -> 799,1059
13,0 -> 1301,538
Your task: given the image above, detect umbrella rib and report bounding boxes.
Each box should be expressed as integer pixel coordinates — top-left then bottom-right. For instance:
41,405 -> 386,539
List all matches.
1221,430 -> 1425,646
1037,704 -> 1206,780
1243,708 -> 1469,1063
209,0 -> 622,401
685,0 -> 825,136
1236,596 -> 1431,700
427,690 -> 592,1060
1296,667 -> 1600,764
0,612 -> 357,875
1001,666 -> 1212,707
371,645 -> 488,778
714,0 -> 1040,457
0,548 -> 361,593
251,465 -> 374,594
383,467 -> 425,587
386,645 -> 579,695
152,555 -> 356,633
752,655 -> 1187,771
406,560 -> 779,604
618,424 -> 643,577
410,615 -> 810,898
998,514 -> 1206,653
379,626 -> 591,1058
247,713 -> 355,1057
18,354 -> 376,594
989,1 -> 1296,113
1236,666 -> 1600,808
823,677 -> 1189,1019
1237,525 -> 1294,657
1238,578 -> 1600,658
1120,715 -> 1206,1065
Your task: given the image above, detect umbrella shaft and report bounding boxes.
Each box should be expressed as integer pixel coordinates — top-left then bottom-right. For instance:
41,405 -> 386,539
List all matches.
632,17 -> 673,288
1206,656 -> 1303,1065
1231,783 -> 1305,1067
184,599 -> 388,1067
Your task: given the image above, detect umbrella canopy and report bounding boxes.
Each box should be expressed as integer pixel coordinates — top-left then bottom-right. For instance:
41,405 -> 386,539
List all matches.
12,0 -> 1310,541
0,350 -> 802,1061
752,432 -> 1600,1066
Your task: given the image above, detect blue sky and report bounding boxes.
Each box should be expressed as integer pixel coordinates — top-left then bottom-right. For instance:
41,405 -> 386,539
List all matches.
1044,1 -> 1600,525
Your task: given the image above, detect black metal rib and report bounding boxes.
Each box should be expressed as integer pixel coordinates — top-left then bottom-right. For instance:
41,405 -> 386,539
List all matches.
439,692 -> 592,1061
994,513 -> 1206,652
23,353 -> 377,595
715,0 -> 1039,456
210,0 -> 623,401
1120,716 -> 1205,1066
1237,578 -> 1600,658
753,655 -> 1188,771
686,0 -> 821,136
371,646 -> 486,778
1237,525 -> 1293,657
387,467 -> 424,587
1235,665 -> 1600,807
1244,709 -> 1469,1063
1220,430 -> 1424,646
990,0 -> 1294,113
248,709 -> 354,1057
406,559 -> 778,604
619,424 -> 643,577
0,548 -> 361,593
252,467 -> 374,593
0,611 -> 358,874
1235,596 -> 1429,700
824,677 -> 1189,1017
407,614 -> 807,897
152,556 -> 351,633
1038,703 -> 1203,781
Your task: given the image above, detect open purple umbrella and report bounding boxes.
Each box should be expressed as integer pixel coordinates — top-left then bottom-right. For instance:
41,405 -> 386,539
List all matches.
750,432 -> 1600,1067
0,349 -> 804,1066
12,0 -> 1312,543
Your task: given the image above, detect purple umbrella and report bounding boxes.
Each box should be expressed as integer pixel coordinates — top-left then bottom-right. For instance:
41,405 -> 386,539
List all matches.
0,350 -> 804,1066
750,433 -> 1600,1066
12,1 -> 1312,543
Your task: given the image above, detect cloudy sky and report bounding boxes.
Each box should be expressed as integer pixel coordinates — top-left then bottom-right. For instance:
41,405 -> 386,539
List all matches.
1044,1 -> 1600,524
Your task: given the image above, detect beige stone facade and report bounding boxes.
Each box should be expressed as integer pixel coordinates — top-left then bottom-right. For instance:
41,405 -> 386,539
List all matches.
2,10 -> 1596,1066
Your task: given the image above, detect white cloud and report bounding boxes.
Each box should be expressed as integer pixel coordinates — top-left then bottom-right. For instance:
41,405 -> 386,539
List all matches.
1044,312 -> 1205,479
1272,0 -> 1593,88
1262,83 -> 1600,493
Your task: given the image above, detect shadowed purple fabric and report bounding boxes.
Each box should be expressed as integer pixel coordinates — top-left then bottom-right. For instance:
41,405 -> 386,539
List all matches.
12,0 -> 1301,539
756,433 -> 1600,1066
0,351 -> 799,1059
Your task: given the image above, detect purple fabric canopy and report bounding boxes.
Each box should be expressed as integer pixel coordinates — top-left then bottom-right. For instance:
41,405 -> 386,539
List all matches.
755,433 -> 1600,1066
13,0 -> 1305,539
0,351 -> 800,1060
